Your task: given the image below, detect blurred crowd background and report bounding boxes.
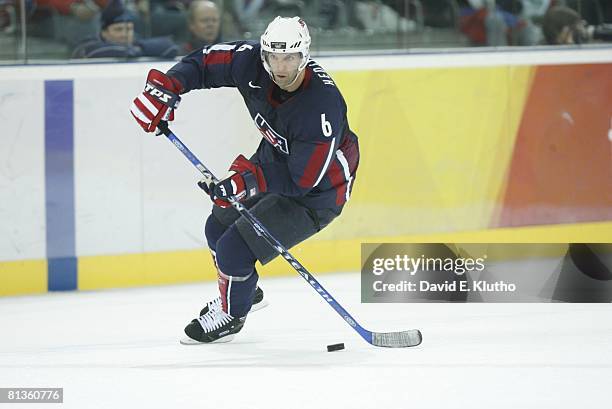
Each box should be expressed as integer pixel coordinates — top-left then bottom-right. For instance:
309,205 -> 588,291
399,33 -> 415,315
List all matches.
1,0 -> 611,62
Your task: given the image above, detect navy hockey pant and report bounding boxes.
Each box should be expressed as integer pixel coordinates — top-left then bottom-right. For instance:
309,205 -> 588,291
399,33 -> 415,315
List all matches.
204,193 -> 341,318
205,214 -> 258,318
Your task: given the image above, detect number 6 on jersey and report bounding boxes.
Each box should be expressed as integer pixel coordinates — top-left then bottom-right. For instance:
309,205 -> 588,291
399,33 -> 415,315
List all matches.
321,113 -> 333,137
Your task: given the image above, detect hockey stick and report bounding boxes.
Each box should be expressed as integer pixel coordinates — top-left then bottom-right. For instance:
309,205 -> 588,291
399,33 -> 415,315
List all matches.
157,122 -> 422,348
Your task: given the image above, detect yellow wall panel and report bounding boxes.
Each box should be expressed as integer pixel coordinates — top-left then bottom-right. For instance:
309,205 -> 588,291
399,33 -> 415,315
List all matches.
3,220 -> 611,296
78,253 -> 145,290
78,250 -> 215,290
0,260 -> 47,296
324,66 -> 534,239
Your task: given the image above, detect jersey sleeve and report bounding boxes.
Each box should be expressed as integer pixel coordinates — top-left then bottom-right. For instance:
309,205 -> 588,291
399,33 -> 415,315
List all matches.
166,41 -> 258,92
260,99 -> 345,196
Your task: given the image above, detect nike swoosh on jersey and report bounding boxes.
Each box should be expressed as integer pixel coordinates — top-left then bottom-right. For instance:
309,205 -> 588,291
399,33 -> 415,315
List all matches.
248,81 -> 262,89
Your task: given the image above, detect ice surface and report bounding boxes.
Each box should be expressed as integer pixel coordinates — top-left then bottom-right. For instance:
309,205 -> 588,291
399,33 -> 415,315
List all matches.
1,272 -> 611,409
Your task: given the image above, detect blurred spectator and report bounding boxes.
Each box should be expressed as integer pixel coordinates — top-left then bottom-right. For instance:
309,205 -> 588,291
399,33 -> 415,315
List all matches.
317,0 -> 367,31
232,0 -> 265,30
522,0 -> 550,18
35,0 -> 148,46
318,0 -> 349,30
182,0 -> 221,53
459,0 -> 543,46
541,5 -> 612,45
542,5 -> 583,44
0,0 -> 36,34
72,0 -> 179,58
0,0 -> 16,34
230,0 -> 270,33
36,0 -> 108,46
489,0 -> 551,45
354,1 -> 416,33
230,0 -> 302,33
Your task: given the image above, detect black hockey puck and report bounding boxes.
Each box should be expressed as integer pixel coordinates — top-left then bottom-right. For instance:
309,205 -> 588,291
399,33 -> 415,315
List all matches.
327,343 -> 345,352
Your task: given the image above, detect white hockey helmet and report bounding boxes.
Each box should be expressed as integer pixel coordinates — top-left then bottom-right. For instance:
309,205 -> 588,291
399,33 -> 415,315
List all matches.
260,16 -> 311,78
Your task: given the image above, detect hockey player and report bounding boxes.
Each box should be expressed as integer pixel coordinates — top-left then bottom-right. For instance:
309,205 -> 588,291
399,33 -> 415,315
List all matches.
130,16 -> 360,343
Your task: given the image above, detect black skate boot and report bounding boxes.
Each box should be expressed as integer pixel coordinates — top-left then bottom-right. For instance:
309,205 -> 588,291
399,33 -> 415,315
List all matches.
198,286 -> 268,316
181,308 -> 246,344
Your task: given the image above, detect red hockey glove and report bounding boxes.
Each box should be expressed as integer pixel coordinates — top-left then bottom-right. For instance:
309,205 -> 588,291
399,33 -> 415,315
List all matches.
198,155 -> 267,208
130,69 -> 183,133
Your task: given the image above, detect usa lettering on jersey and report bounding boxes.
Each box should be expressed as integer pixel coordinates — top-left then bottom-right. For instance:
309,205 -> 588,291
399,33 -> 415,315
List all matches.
255,113 -> 290,154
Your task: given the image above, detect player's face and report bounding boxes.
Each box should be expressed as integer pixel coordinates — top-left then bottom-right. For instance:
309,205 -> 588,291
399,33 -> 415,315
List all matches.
102,22 -> 134,46
265,52 -> 302,89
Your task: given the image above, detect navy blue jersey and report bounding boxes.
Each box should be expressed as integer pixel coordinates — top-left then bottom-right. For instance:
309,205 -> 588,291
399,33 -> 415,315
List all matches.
168,41 -> 359,210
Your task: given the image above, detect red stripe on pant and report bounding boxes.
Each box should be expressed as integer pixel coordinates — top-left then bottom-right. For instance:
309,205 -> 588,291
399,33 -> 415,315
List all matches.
217,273 -> 230,313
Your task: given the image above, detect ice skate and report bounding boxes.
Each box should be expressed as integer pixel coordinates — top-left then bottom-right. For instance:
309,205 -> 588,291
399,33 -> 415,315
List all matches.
180,307 -> 246,345
198,286 -> 268,316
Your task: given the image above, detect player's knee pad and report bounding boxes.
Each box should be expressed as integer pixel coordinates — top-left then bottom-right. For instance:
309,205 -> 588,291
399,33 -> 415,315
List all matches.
204,213 -> 227,251
215,224 -> 257,278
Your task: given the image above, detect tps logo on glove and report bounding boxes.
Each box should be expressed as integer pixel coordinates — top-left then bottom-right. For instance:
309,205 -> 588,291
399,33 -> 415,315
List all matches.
145,83 -> 174,104
130,69 -> 183,133
217,184 -> 228,198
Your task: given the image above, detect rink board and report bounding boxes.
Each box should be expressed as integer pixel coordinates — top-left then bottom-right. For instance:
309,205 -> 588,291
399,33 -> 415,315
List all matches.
1,48 -> 611,295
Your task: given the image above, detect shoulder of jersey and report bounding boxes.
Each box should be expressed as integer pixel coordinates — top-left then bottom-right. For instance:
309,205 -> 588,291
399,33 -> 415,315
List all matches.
291,79 -> 345,142
304,61 -> 341,96
301,64 -> 343,108
234,40 -> 261,60
228,41 -> 262,87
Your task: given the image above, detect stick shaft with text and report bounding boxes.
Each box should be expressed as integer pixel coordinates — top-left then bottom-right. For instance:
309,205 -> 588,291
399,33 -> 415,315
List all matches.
157,122 -> 422,348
